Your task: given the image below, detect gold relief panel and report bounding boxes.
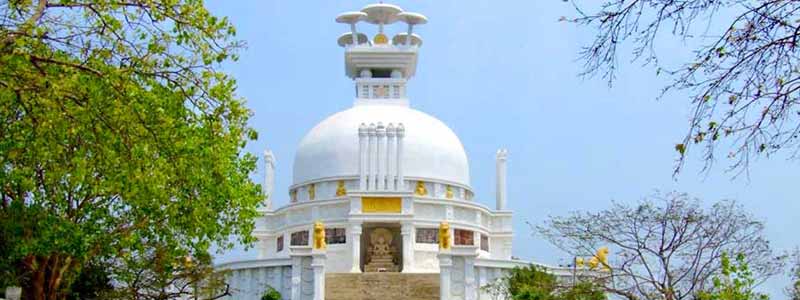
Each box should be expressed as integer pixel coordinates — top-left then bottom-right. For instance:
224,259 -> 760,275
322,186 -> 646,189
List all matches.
361,197 -> 402,213
335,180 -> 347,197
414,181 -> 428,196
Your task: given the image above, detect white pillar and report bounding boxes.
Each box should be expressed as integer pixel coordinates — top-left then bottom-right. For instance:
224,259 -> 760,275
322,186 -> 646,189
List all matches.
263,150 -> 276,210
438,252 -> 453,300
396,123 -> 405,191
386,124 -> 397,191
478,267 -> 488,300
401,222 -> 415,272
465,256 -> 477,300
291,256 -> 302,300
350,23 -> 358,46
376,122 -> 386,190
406,23 -> 414,46
350,223 -> 362,273
312,253 -> 327,300
367,123 -> 377,190
358,123 -> 367,190
495,149 -> 508,210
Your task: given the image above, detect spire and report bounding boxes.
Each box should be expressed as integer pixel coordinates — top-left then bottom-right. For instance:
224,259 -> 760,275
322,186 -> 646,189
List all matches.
335,4 -> 428,106
263,149 -> 276,210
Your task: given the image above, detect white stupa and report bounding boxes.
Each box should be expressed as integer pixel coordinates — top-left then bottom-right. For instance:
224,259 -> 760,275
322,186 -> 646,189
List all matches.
219,4 -> 572,300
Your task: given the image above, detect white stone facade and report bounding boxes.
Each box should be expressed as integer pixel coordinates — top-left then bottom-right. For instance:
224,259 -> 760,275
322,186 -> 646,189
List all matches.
217,3 -> 567,300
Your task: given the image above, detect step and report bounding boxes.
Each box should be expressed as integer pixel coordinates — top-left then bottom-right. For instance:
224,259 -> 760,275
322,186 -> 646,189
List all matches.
325,272 -> 440,300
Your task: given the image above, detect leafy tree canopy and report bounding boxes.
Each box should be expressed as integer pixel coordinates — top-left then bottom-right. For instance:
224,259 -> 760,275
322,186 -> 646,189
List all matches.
0,0 -> 261,299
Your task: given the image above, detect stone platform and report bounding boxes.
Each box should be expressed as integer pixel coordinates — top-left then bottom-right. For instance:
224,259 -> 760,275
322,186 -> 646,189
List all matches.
325,272 -> 439,300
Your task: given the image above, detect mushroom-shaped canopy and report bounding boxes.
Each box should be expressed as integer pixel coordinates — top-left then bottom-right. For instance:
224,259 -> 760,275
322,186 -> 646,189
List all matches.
335,11 -> 367,24
361,3 -> 403,24
337,32 -> 370,47
391,33 -> 423,46
397,12 -> 428,25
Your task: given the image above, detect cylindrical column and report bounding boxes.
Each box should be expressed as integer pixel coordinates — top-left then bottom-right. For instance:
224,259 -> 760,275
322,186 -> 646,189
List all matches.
367,123 -> 377,191
376,122 -> 386,190
396,123 -> 405,191
496,149 -> 508,210
358,123 -> 368,190
406,24 -> 414,46
350,23 -> 358,46
386,124 -> 397,191
350,224 -> 362,273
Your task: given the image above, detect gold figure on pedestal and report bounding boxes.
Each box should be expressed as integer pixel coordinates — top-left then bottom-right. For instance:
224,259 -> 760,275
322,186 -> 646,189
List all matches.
336,180 -> 347,197
446,185 -> 454,199
439,222 -> 451,250
308,183 -> 316,200
313,221 -> 326,250
415,181 -> 428,196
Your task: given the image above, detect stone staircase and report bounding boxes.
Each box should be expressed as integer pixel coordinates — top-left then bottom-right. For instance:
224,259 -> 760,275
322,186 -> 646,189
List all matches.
325,272 -> 440,300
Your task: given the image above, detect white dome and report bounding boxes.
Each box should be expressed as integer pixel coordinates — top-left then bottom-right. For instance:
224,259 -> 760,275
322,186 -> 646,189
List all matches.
293,104 -> 470,187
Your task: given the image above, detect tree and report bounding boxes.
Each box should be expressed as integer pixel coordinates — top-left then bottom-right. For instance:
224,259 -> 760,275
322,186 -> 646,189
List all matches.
563,0 -> 800,175
65,261 -> 113,300
537,191 -> 782,300
481,265 -> 606,300
789,250 -> 800,300
0,1 -> 262,299
697,253 -> 768,300
104,247 -> 231,300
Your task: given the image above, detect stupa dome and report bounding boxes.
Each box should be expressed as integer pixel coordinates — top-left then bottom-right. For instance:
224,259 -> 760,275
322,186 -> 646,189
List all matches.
292,103 -> 470,188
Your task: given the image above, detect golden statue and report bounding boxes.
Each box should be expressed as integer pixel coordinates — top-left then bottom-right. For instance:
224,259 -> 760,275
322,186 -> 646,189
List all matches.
335,180 -> 347,197
290,189 -> 297,202
446,185 -> 454,199
575,257 -> 584,268
365,228 -> 397,272
414,181 -> 428,196
308,183 -> 316,200
313,221 -> 326,250
439,222 -> 451,250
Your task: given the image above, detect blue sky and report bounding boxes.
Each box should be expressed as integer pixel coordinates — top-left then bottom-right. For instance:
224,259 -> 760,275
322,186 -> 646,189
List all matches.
206,1 -> 798,297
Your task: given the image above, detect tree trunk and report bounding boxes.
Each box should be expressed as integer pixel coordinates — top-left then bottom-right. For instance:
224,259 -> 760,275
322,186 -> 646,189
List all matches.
20,254 -> 76,300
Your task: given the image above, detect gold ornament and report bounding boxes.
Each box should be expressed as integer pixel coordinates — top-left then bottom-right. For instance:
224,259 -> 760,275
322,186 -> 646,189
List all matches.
313,221 -> 326,250
575,257 -> 585,268
374,33 -> 388,44
446,185 -> 454,199
439,222 -> 451,250
336,180 -> 347,197
308,183 -> 315,200
414,181 -> 428,196
362,197 -> 402,213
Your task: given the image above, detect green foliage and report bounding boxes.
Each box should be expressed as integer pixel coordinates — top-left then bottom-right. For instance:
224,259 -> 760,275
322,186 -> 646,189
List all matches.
789,251 -> 800,300
698,253 -> 769,300
261,286 -> 282,300
0,0 -> 260,298
482,265 -> 606,300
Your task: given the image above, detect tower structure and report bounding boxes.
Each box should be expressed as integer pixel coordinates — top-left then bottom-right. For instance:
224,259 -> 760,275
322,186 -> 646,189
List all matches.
217,4 -> 573,300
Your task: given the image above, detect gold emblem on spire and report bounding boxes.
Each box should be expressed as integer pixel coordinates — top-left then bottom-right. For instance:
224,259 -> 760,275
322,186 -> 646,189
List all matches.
336,180 -> 347,197
414,181 -> 428,196
373,32 -> 388,44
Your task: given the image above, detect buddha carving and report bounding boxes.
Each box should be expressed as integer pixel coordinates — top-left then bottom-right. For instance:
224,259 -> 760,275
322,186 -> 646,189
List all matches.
414,181 -> 427,196
365,228 -> 398,272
